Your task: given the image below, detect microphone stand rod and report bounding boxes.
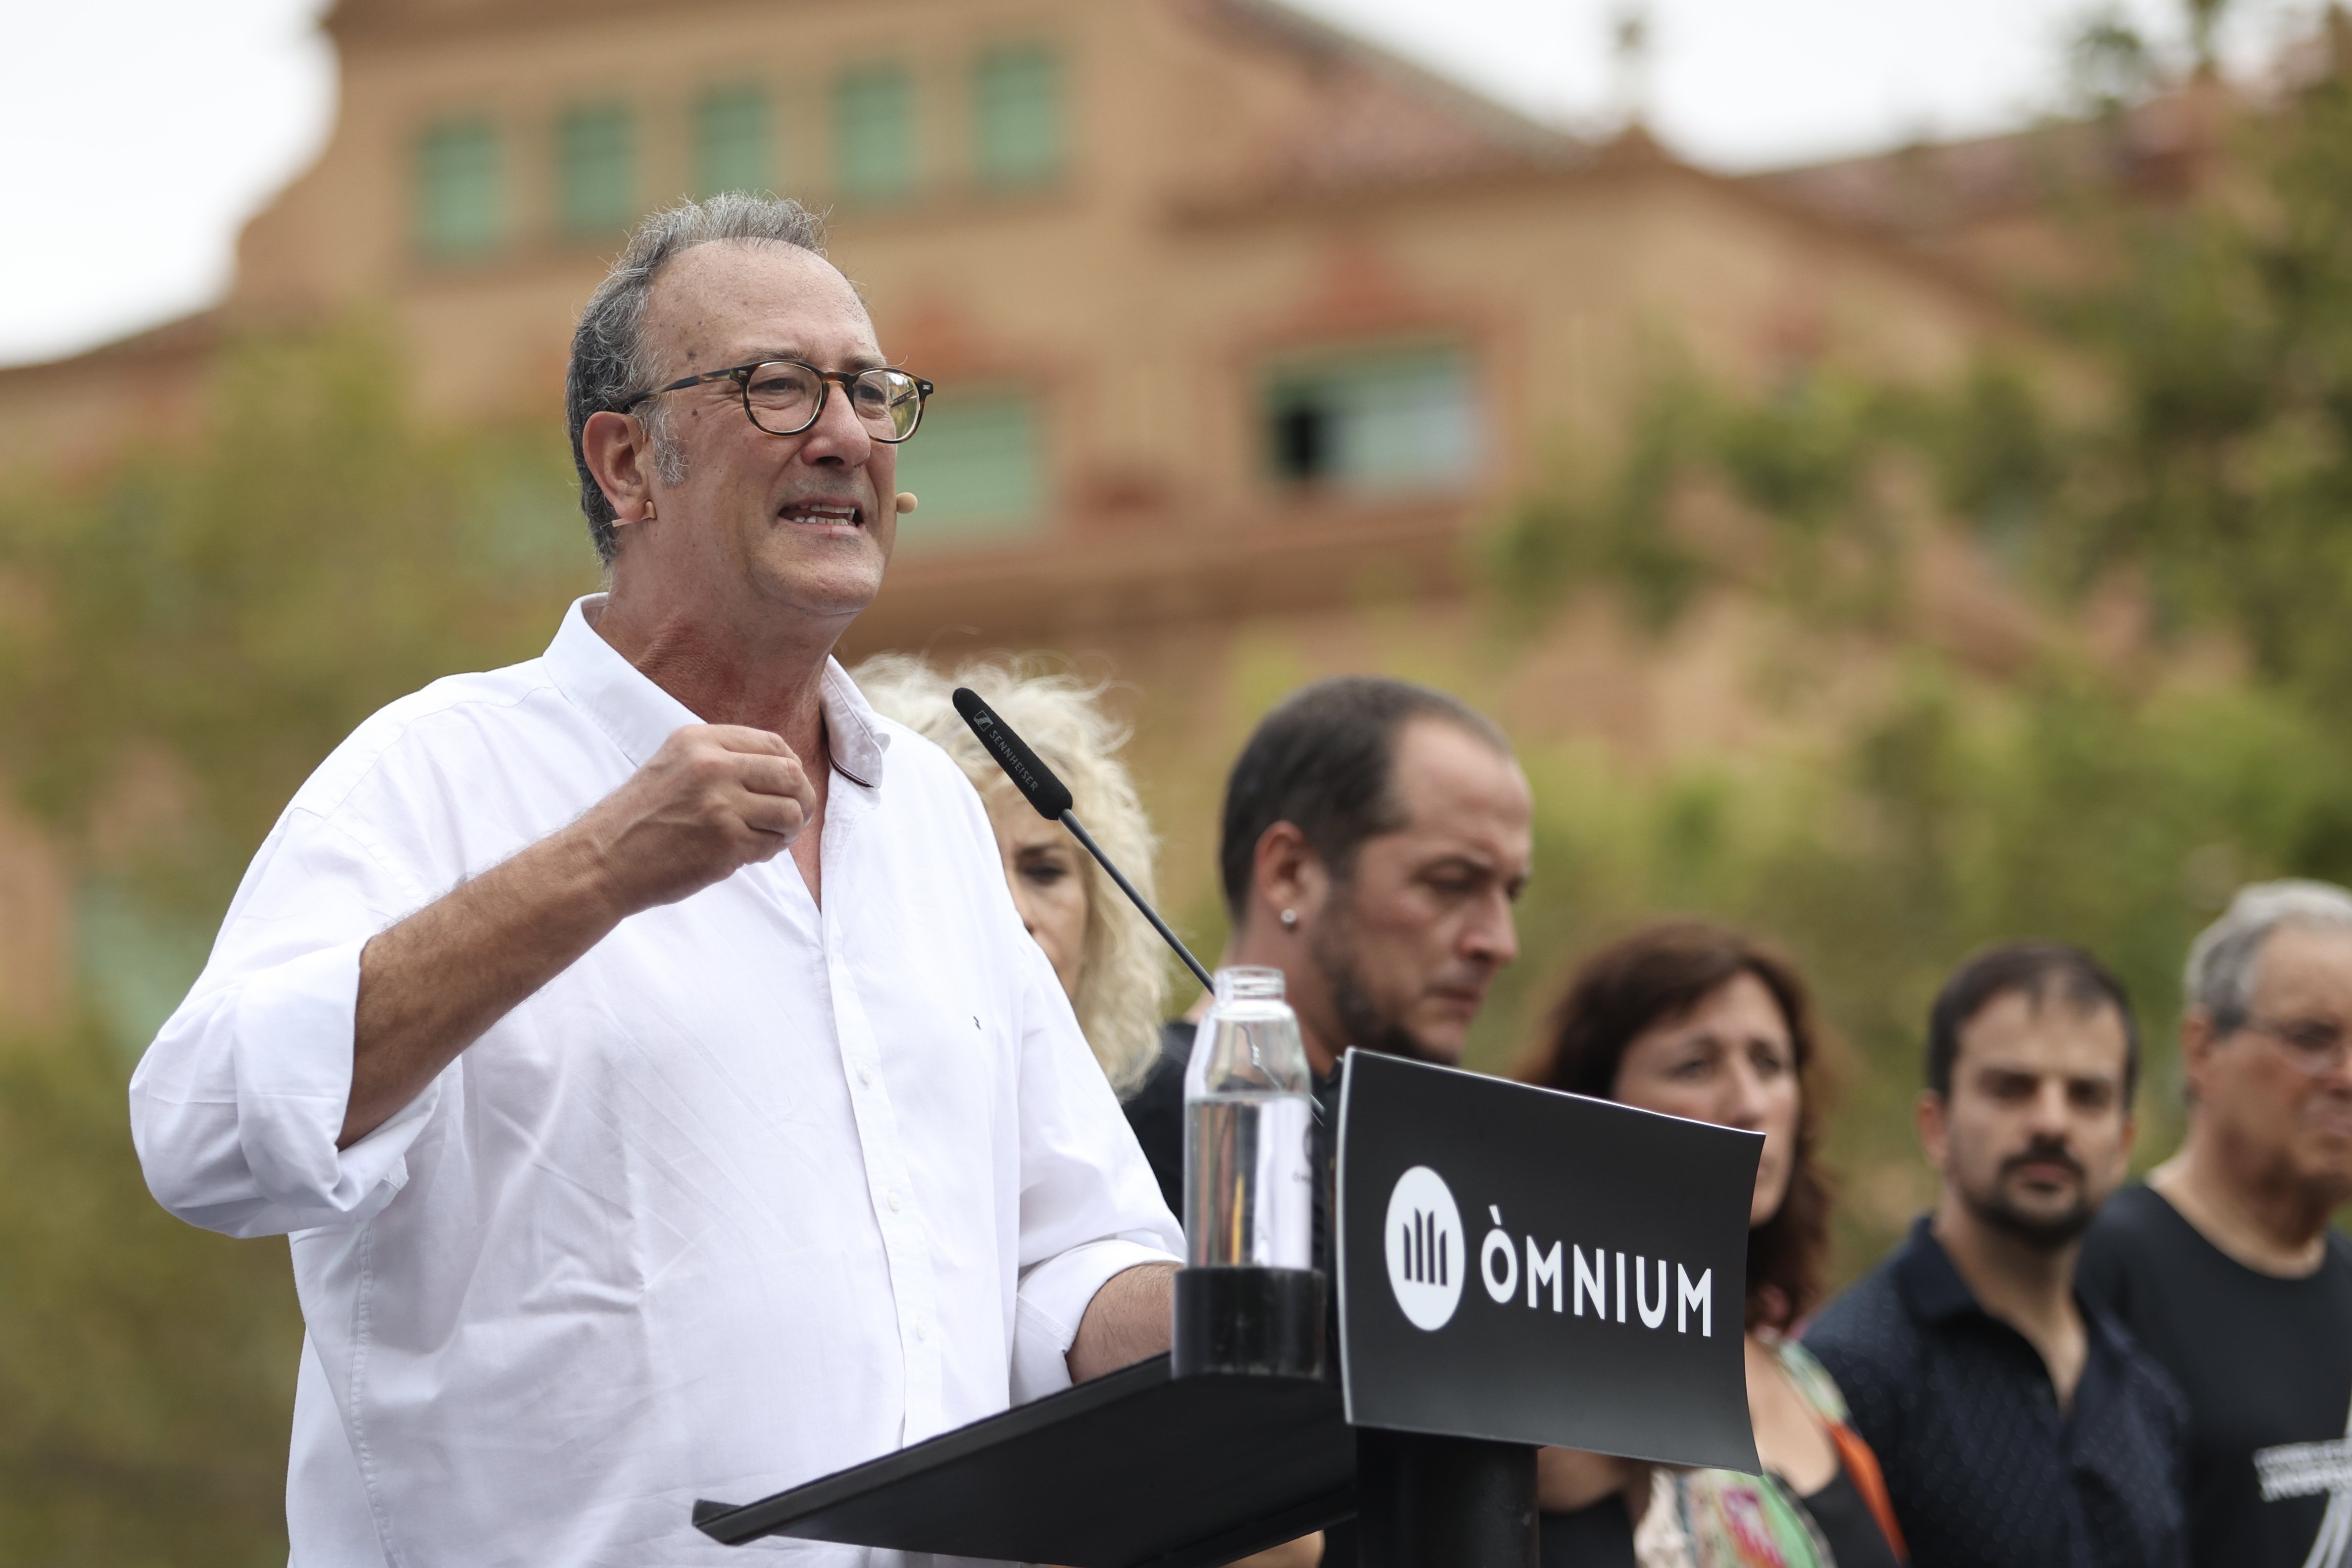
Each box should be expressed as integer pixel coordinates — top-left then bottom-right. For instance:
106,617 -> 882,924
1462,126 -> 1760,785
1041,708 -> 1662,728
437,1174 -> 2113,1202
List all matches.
1058,809 -> 1214,993
951,685 -> 1216,995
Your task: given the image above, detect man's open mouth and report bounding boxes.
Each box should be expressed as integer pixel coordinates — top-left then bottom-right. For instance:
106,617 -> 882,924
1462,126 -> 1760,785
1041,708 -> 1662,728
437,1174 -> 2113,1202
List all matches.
779,501 -> 864,526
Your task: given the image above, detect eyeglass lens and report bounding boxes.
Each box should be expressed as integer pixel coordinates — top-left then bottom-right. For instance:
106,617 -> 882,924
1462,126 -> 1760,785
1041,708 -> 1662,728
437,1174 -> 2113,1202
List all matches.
743,363 -> 924,441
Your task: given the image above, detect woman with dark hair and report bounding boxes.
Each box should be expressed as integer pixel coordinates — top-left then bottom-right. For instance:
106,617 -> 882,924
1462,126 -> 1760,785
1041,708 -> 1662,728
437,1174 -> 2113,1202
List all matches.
1519,920 -> 1906,1568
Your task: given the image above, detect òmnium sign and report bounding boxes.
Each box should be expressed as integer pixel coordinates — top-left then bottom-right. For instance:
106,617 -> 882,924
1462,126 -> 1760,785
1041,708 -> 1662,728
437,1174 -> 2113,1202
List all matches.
1336,1051 -> 1763,1472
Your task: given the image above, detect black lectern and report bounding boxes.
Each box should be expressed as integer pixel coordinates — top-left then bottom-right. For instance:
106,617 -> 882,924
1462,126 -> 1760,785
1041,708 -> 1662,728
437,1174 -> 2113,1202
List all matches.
695,1356 -> 1347,1567
694,1054 -> 1763,1567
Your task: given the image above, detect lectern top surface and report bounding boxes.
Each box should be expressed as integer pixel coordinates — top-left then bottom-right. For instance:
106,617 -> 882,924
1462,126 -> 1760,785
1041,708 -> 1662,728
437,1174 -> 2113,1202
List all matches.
693,1356 -> 1353,1568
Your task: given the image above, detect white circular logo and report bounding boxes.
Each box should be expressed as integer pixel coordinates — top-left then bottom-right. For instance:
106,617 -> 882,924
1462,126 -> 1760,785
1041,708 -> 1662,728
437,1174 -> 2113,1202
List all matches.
1383,1165 -> 1465,1331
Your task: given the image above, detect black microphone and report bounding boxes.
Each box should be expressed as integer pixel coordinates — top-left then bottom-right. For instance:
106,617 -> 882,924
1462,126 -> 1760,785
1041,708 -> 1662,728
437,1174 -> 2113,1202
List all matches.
952,686 -> 1215,993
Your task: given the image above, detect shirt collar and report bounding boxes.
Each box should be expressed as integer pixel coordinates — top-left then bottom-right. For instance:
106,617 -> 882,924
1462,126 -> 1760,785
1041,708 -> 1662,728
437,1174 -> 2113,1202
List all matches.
1892,1215 -> 1981,1325
1890,1212 -> 2139,1360
821,658 -> 888,787
543,594 -> 889,787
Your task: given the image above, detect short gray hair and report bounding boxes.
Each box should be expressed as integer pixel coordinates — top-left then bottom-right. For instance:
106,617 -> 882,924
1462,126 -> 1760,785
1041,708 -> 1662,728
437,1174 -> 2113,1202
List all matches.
2184,878 -> 2352,1029
565,194 -> 830,564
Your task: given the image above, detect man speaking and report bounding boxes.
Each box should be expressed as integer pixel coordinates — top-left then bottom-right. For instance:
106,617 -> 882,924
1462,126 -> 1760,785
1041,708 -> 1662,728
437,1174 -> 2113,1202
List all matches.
128,196 -> 1181,1566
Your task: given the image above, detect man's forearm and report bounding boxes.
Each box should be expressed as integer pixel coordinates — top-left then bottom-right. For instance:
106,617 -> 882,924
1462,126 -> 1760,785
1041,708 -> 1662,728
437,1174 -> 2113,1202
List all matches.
342,828 -> 621,1147
1067,1262 -> 1178,1382
337,722 -> 820,1148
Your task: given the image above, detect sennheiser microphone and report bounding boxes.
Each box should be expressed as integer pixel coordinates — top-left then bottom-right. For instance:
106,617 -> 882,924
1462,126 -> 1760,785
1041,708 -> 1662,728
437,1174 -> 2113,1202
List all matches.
952,686 -> 1215,993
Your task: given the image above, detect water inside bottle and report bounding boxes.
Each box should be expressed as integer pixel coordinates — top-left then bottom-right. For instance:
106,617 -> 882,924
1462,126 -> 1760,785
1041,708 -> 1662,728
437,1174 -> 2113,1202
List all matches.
1185,1092 -> 1313,1268
1184,967 -> 1315,1269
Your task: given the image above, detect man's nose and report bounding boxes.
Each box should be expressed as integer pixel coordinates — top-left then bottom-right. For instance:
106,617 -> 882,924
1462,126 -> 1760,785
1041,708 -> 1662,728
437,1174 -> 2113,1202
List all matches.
2318,1043 -> 2352,1095
2028,1080 -> 2075,1134
796,381 -> 876,465
1462,891 -> 1519,968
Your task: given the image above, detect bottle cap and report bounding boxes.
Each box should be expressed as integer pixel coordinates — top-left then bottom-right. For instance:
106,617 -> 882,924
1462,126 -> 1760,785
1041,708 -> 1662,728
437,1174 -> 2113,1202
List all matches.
1214,966 -> 1286,1003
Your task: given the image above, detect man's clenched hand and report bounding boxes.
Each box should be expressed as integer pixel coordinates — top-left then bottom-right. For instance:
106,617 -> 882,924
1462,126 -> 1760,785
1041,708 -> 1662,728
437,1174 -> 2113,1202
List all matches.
342,725 -> 821,1147
574,725 -> 818,918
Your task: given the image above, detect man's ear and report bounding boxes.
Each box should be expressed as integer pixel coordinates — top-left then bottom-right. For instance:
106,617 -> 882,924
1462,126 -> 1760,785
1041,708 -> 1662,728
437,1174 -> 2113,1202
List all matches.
581,409 -> 657,524
2178,1007 -> 2220,1105
1251,822 -> 1328,934
1915,1089 -> 1953,1176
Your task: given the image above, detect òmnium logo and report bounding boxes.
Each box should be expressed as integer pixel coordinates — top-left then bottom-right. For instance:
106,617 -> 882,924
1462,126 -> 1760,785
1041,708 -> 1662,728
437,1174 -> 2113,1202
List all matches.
1384,1166 -> 1465,1330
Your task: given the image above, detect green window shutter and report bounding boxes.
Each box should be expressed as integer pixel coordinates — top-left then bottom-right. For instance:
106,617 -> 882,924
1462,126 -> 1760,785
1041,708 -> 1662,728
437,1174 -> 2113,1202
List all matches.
973,44 -> 1065,188
696,84 -> 772,196
414,117 -> 502,258
1266,347 -> 1477,495
557,101 -> 637,237
890,389 -> 1045,545
835,64 -> 916,202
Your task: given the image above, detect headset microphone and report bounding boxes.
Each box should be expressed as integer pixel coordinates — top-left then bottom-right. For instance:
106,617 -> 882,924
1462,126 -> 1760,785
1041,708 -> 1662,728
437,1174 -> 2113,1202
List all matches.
952,687 -> 1215,993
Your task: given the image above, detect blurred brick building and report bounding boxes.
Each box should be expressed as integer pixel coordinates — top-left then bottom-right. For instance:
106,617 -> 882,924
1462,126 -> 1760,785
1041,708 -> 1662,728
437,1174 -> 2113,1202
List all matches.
0,0 -> 2110,1032
0,0 -> 2024,650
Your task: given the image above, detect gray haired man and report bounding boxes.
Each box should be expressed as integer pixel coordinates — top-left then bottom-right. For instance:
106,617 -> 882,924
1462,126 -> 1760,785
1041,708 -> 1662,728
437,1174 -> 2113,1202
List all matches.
2079,881 -> 2352,1568
130,197 -> 1180,1566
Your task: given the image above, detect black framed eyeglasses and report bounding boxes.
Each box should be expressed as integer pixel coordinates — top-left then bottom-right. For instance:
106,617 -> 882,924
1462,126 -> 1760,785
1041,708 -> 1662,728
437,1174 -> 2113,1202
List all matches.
617,359 -> 933,442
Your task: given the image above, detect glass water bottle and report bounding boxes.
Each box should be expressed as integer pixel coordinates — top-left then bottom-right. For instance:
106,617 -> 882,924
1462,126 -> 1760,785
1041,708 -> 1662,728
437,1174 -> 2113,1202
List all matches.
1184,967 -> 1314,1270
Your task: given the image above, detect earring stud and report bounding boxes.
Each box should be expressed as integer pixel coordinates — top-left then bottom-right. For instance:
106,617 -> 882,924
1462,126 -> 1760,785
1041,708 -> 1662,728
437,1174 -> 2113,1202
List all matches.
1279,908 -> 1298,929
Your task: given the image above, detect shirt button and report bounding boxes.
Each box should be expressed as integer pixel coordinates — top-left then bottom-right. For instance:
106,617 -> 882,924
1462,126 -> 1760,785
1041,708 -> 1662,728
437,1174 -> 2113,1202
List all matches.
858,1066 -> 874,1087
915,1322 -> 930,1344
887,1190 -> 904,1213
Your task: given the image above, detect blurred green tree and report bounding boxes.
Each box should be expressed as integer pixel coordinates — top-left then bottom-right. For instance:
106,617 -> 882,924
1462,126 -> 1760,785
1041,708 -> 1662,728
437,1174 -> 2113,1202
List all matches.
0,318 -> 593,1566
1480,25 -> 2352,1274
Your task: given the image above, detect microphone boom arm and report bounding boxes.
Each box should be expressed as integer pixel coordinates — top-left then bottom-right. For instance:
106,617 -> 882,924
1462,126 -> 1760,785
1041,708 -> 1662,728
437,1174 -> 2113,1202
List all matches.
1058,810 -> 1215,993
951,686 -> 1216,994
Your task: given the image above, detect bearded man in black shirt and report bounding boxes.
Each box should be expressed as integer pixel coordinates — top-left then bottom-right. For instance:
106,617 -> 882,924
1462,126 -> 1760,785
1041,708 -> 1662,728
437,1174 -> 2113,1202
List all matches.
2079,880 -> 2352,1568
1805,942 -> 2188,1568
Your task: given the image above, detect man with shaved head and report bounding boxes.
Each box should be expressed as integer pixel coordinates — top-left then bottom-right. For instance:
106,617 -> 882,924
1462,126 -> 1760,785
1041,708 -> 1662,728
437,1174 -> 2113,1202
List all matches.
130,197 -> 1180,1567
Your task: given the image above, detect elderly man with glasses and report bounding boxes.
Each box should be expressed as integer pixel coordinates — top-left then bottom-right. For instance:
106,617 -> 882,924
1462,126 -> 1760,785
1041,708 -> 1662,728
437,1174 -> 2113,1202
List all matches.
129,195 -> 1181,1568
2079,880 -> 2352,1568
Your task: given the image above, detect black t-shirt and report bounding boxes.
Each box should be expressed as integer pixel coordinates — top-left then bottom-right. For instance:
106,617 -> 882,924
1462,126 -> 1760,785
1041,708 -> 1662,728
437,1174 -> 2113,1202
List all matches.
1120,1021 -> 1192,1218
1540,1496 -> 1637,1568
2077,1184 -> 2352,1568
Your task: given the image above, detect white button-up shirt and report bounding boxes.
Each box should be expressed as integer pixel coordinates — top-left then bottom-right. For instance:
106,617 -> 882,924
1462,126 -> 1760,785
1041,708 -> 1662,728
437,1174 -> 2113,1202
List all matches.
129,597 -> 1181,1568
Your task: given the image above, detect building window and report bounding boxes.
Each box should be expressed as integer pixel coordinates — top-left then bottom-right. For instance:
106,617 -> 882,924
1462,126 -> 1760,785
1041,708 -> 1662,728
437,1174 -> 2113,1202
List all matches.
834,64 -> 916,203
973,44 -> 1065,188
890,389 -> 1045,544
696,83 -> 771,196
414,116 -> 502,258
557,101 -> 637,237
1265,346 -> 1477,494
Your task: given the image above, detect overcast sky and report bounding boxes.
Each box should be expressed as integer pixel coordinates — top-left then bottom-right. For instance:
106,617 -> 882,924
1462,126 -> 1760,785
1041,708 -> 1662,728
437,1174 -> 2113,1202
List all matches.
0,0 -> 2319,367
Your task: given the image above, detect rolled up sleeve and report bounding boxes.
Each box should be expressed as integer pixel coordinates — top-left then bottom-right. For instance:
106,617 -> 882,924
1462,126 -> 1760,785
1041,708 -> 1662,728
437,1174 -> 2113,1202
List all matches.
1006,938 -> 1182,1401
130,809 -> 440,1239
